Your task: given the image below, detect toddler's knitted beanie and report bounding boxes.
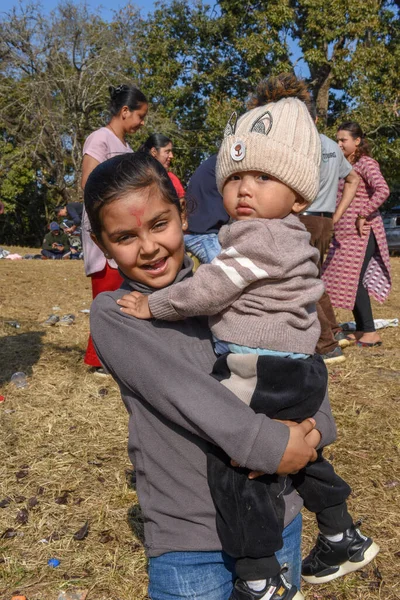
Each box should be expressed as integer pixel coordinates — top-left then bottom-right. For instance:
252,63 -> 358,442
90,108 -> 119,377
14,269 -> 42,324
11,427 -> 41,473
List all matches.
216,75 -> 321,204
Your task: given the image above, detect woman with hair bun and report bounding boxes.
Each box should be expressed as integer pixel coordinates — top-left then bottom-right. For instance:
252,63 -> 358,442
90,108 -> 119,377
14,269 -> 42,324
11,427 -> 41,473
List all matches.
139,133 -> 185,198
81,84 -> 148,375
322,121 -> 391,347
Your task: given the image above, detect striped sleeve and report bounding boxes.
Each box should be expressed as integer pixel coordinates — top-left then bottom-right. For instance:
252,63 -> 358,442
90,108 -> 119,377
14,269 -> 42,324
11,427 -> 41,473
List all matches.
211,246 -> 269,289
149,221 -> 280,320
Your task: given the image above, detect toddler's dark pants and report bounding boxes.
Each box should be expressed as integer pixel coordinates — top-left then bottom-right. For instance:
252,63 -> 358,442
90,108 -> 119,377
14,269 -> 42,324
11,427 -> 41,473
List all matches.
207,353 -> 352,580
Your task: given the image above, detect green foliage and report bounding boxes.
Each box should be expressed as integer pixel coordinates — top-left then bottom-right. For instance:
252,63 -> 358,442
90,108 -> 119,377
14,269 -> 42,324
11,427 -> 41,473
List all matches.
0,142 -> 35,205
0,0 -> 399,244
0,138 -> 47,245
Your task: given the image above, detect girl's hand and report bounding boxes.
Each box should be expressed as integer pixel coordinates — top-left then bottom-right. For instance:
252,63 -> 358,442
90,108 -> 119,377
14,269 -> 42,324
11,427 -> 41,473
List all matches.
304,427 -> 321,448
277,419 -> 321,447
231,418 -> 319,479
276,418 -> 318,474
117,292 -> 153,319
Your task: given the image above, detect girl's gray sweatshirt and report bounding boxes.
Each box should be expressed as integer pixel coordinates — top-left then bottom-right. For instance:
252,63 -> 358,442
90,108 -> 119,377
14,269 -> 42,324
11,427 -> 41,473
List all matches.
90,257 -> 337,557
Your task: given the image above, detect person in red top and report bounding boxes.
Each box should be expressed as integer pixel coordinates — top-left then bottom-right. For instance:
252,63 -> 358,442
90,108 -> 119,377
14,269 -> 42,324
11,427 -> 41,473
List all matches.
322,122 -> 391,347
138,134 -> 185,198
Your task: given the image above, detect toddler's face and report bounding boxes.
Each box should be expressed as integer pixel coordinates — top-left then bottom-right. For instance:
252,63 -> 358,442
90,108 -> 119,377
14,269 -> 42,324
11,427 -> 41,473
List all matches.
223,171 -> 307,220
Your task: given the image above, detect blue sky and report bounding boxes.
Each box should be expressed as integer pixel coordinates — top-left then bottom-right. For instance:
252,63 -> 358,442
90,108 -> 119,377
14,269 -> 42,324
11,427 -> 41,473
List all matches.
1,0 -> 157,19
1,0 -> 309,77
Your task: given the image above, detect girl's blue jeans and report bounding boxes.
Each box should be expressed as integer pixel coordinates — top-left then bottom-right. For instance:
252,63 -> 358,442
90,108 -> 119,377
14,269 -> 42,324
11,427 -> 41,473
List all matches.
148,513 -> 302,599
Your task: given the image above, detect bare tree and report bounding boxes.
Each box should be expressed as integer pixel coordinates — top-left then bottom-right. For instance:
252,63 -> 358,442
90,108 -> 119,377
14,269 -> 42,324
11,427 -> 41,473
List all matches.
0,1 -> 141,204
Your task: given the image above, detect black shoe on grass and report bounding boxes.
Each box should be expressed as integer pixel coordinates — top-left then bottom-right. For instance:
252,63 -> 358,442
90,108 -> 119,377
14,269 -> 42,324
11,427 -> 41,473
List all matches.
230,568 -> 304,600
302,523 -> 379,584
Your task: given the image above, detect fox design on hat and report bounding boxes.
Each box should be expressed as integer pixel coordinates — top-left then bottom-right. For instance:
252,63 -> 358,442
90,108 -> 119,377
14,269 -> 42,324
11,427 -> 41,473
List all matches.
227,111 -> 273,162
216,79 -> 321,205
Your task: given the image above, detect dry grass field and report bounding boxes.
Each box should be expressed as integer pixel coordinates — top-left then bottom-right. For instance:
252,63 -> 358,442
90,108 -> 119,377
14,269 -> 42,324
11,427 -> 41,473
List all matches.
0,248 -> 399,600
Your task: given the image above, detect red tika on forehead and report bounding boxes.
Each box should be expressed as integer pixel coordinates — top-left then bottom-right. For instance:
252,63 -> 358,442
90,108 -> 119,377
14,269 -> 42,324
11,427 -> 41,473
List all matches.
130,206 -> 145,227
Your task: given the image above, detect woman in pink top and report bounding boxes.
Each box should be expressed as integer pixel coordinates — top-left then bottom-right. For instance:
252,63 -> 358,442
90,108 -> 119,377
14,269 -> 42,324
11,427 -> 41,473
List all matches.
81,84 -> 148,374
322,122 -> 391,347
138,133 -> 185,198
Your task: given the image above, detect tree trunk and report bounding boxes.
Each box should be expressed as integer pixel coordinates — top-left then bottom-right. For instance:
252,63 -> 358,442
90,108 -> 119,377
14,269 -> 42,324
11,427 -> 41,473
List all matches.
310,65 -> 334,126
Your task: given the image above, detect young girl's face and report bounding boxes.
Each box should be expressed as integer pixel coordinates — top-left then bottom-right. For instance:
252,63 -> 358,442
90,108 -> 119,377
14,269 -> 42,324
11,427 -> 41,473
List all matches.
336,129 -> 360,159
223,171 -> 308,220
95,188 -> 186,288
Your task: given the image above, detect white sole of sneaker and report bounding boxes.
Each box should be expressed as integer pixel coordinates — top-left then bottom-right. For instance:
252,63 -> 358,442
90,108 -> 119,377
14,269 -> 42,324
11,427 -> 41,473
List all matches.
323,355 -> 346,365
337,338 -> 352,348
302,541 -> 380,584
92,369 -> 110,377
258,590 -> 304,600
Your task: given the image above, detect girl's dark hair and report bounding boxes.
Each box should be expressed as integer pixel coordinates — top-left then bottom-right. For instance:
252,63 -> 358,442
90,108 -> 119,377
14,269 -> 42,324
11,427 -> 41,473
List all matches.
84,153 -> 181,240
108,84 -> 148,117
138,133 -> 172,154
337,121 -> 370,163
247,73 -> 312,112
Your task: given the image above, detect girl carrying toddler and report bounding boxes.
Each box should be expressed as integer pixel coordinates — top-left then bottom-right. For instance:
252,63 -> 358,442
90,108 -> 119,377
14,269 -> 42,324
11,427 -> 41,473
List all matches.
120,74 -> 378,600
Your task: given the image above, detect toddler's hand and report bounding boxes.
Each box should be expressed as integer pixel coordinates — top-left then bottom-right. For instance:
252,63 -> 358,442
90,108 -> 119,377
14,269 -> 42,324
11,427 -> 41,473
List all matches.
117,291 -> 152,319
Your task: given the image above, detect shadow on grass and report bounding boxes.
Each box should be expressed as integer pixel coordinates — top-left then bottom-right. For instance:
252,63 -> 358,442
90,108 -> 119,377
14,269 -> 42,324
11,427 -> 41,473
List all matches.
0,330 -> 45,384
45,341 -> 86,360
0,330 -> 86,385
127,504 -> 145,545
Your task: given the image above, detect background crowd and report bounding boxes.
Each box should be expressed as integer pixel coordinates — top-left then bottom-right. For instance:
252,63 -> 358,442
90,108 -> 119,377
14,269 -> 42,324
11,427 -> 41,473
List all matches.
0,0 -> 398,247
40,80 -> 390,374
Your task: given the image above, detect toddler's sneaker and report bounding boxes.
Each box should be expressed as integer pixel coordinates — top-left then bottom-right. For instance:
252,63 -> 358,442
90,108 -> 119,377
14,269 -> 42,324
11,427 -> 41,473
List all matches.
302,523 -> 379,584
230,569 -> 303,600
